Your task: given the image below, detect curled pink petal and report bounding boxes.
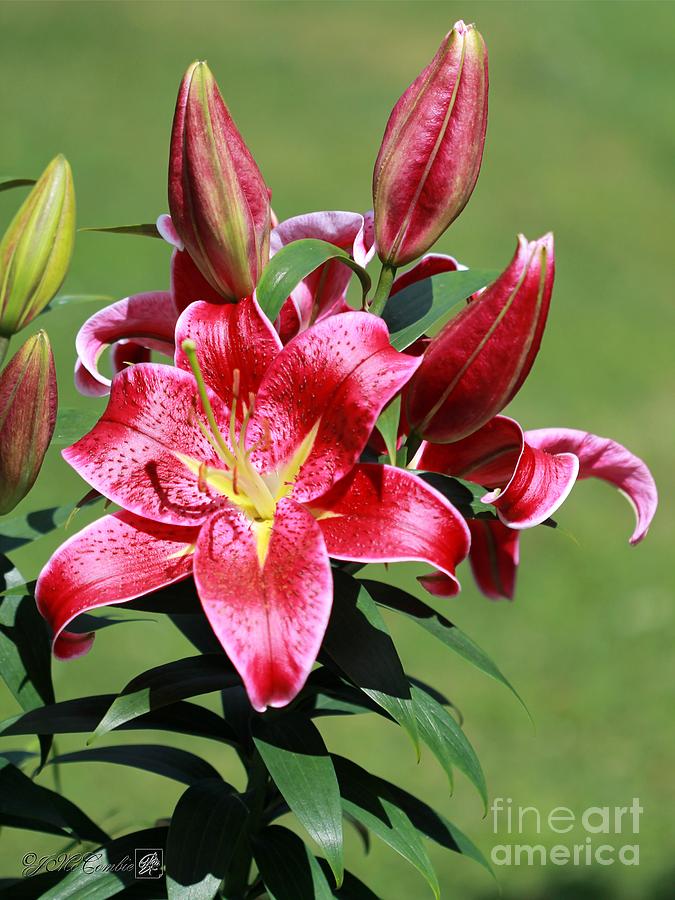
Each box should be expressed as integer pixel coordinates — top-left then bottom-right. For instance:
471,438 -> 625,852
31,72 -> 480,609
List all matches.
468,519 -> 519,601
250,312 -> 421,501
314,463 -> 470,597
156,213 -> 184,250
194,500 -> 332,712
64,363 -> 229,526
35,511 -> 198,659
391,253 -> 461,296
110,340 -> 151,375
526,428 -> 657,544
271,211 -> 375,338
75,291 -> 178,395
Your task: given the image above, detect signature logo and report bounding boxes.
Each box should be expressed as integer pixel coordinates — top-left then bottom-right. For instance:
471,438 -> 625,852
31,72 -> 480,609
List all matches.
134,849 -> 163,879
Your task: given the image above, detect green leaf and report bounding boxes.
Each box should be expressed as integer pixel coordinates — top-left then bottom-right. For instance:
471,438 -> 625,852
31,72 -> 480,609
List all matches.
324,573 -> 419,751
0,755 -> 108,843
166,778 -> 248,900
0,492 -> 101,554
316,862 -> 380,899
416,472 -> 497,520
0,175 -> 36,191
332,755 -> 439,899
53,406 -> 103,445
92,654 -> 240,740
253,716 -> 343,886
374,394 -> 401,466
362,579 -> 529,717
256,239 -> 371,323
411,684 -> 487,811
38,826 -> 168,899
254,826 -> 334,900
0,556 -> 54,764
383,268 -> 498,350
49,293 -> 115,307
0,695 -> 238,745
50,744 -> 221,786
80,223 -> 162,238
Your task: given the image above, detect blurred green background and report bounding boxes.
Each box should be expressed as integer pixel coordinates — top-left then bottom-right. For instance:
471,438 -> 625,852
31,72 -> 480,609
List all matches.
1,0 -> 673,897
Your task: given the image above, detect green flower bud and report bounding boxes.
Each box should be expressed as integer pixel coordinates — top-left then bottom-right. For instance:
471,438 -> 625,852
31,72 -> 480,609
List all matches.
0,155 -> 75,338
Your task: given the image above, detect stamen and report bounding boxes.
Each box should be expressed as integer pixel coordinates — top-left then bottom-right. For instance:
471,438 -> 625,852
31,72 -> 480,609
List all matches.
181,339 -> 235,467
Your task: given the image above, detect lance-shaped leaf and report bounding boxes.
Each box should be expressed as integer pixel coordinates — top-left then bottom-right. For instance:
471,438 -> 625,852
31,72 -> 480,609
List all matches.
256,238 -> 371,323
361,579 -> 528,715
167,779 -> 248,900
0,755 -> 108,842
253,716 -> 343,886
254,826 -> 334,900
332,755 -> 440,899
323,572 -> 419,750
334,755 -> 492,880
0,492 -> 100,556
411,684 -> 487,810
407,234 -> 555,442
0,555 -> 54,765
169,60 -> 270,300
383,268 -> 498,351
0,331 -> 57,514
0,155 -> 75,336
0,175 -> 36,191
80,222 -> 162,238
50,744 -> 221,786
93,654 -> 240,739
373,21 -> 488,267
0,695 -> 238,745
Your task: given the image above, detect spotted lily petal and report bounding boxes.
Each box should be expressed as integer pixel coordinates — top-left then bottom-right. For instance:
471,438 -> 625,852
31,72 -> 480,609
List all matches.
35,511 -> 198,659
194,499 -> 332,712
313,463 -> 470,596
64,363 -> 229,525
174,297 -> 282,416
249,312 -> 421,501
526,428 -> 657,544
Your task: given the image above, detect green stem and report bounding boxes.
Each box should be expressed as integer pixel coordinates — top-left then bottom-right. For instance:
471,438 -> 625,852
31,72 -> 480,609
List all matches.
0,335 -> 10,367
223,751 -> 268,898
368,263 -> 397,317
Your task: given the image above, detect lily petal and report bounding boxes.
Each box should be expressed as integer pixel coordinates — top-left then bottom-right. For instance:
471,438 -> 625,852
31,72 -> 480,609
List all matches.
526,428 -> 657,544
64,363 -> 229,526
174,297 -> 282,416
271,211 -> 376,340
467,519 -> 519,600
418,415 -> 579,528
194,499 -> 332,712
74,292 -> 178,396
250,312 -> 421,502
314,463 -> 470,597
35,511 -> 198,659
391,253 -> 462,296
171,246 -> 227,312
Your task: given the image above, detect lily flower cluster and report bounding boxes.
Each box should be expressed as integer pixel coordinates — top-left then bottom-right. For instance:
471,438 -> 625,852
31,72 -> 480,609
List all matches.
36,21 -> 657,713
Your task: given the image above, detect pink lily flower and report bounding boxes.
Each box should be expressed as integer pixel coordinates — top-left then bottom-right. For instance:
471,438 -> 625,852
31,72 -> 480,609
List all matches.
417,415 -> 657,599
37,300 -> 470,711
74,211 -> 375,396
270,210 -> 375,343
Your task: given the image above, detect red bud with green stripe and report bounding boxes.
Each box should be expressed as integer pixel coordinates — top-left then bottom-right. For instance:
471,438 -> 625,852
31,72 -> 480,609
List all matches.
373,21 -> 488,267
0,331 -> 57,514
407,233 -> 554,442
169,61 -> 271,301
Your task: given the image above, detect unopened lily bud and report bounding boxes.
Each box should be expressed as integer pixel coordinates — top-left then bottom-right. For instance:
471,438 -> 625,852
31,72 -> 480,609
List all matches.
169,61 -> 271,300
0,331 -> 57,514
373,21 -> 488,267
0,156 -> 75,337
407,233 -> 554,443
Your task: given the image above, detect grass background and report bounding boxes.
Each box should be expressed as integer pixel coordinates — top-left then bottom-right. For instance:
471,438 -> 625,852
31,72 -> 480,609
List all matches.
1,1 -> 673,897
